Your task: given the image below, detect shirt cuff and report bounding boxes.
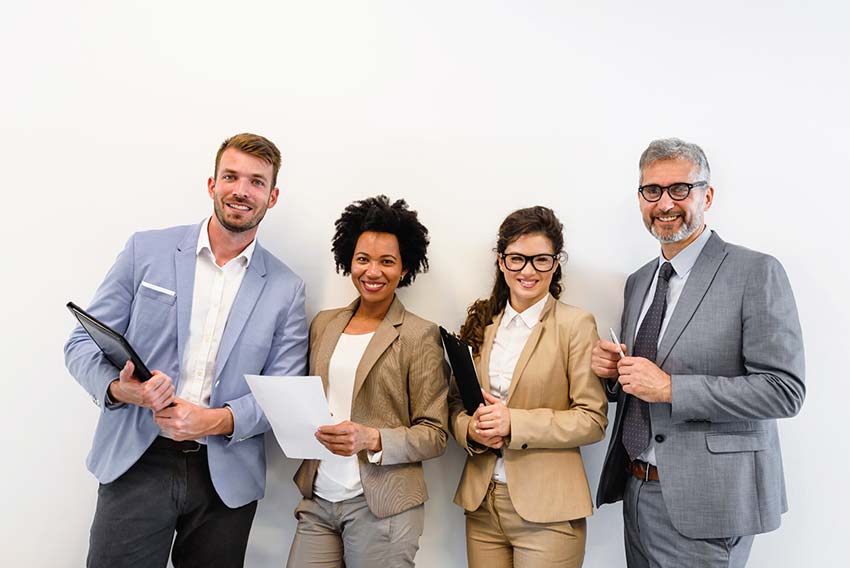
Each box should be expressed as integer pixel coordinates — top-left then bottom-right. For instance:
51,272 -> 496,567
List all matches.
367,450 -> 383,464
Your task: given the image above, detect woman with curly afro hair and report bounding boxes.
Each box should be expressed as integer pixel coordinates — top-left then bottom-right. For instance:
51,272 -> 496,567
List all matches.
448,206 -> 608,567
289,195 -> 448,568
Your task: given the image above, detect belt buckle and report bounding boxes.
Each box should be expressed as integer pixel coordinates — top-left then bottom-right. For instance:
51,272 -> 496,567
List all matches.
644,462 -> 650,482
182,442 -> 201,454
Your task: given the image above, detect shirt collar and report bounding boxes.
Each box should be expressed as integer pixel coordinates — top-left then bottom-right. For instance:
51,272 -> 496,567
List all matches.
197,217 -> 256,267
659,226 -> 712,278
501,293 -> 549,330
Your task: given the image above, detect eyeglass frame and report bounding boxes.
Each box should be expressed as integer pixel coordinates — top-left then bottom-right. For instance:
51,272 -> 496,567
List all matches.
499,252 -> 562,272
638,181 -> 708,202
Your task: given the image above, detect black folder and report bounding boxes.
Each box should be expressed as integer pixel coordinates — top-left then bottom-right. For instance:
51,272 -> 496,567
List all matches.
67,301 -> 153,381
439,326 -> 501,457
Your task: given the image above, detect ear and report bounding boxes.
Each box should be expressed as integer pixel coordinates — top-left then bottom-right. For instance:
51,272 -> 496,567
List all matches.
267,187 -> 280,209
207,176 -> 216,199
496,252 -> 506,273
703,185 -> 715,211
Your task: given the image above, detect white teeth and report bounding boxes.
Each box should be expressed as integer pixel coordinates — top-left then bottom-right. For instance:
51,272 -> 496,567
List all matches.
228,203 -> 250,211
657,215 -> 678,221
362,281 -> 384,290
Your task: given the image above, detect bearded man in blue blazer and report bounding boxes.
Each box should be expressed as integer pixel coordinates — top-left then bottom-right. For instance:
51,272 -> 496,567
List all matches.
65,133 -> 308,568
593,138 -> 805,567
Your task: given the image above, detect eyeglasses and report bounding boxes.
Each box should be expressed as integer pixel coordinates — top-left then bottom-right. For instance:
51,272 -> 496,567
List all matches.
500,253 -> 561,272
638,181 -> 707,202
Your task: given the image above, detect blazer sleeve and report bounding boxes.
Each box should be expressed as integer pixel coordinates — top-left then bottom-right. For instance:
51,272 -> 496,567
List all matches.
378,323 -> 449,465
226,279 -> 309,444
670,255 -> 806,423
448,370 -> 489,456
64,234 -> 136,411
508,311 -> 609,450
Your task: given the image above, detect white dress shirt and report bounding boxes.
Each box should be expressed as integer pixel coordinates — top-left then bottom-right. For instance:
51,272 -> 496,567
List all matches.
635,227 -> 712,465
313,332 -> 375,502
169,218 -> 255,442
488,294 -> 549,483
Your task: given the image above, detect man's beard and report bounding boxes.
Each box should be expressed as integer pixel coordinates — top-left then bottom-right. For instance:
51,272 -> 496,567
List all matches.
214,199 -> 267,234
647,208 -> 703,244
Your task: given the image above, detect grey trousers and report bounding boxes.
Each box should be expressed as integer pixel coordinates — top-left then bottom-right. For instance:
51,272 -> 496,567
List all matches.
87,438 -> 257,568
287,495 -> 424,568
623,475 -> 754,568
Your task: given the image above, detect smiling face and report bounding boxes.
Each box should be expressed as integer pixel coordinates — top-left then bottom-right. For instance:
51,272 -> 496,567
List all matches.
207,148 -> 279,236
350,231 -> 408,312
498,232 -> 556,313
639,157 -> 713,256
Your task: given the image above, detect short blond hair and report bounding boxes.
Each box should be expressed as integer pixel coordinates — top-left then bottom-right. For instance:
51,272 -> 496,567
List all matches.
214,133 -> 282,187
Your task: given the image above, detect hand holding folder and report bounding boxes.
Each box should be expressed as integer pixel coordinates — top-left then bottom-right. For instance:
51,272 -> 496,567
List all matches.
439,327 -> 503,457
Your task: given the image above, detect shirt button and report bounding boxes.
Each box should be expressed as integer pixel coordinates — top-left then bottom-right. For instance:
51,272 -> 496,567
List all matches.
655,434 -> 666,443
521,443 -> 528,449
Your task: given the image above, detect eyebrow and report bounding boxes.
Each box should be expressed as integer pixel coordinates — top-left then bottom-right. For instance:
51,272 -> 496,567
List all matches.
355,251 -> 398,260
220,168 -> 269,182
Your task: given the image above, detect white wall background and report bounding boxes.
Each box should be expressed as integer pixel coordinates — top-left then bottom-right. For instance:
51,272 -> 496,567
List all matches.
2,1 -> 848,566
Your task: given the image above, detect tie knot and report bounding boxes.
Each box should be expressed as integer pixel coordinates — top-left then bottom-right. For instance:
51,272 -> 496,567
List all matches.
659,262 -> 674,282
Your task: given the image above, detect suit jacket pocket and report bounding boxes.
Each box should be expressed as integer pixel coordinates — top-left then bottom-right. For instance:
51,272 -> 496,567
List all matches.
138,283 -> 177,305
705,430 -> 768,453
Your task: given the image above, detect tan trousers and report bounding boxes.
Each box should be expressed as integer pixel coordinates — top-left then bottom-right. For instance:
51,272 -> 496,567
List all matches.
465,481 -> 586,568
287,495 -> 424,568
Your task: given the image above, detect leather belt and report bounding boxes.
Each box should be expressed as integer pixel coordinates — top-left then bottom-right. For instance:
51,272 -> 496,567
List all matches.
628,460 -> 659,481
150,436 -> 204,453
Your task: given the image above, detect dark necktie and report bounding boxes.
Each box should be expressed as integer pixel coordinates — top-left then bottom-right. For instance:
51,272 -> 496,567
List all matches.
622,261 -> 675,461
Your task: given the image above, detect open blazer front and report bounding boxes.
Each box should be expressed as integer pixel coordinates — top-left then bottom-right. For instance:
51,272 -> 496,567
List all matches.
450,296 -> 608,523
294,295 -> 449,519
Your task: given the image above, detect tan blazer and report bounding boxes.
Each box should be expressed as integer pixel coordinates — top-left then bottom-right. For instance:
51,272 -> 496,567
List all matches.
449,296 -> 608,523
294,296 -> 449,518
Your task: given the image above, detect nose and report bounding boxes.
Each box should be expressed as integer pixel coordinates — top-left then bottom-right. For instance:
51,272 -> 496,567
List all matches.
520,260 -> 538,276
656,189 -> 676,211
232,178 -> 251,198
365,261 -> 382,278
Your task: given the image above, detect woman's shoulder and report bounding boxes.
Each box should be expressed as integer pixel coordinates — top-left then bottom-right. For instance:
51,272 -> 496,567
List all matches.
398,307 -> 441,339
549,299 -> 597,330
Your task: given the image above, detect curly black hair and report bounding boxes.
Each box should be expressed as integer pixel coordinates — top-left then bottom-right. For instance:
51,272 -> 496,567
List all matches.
331,195 -> 430,288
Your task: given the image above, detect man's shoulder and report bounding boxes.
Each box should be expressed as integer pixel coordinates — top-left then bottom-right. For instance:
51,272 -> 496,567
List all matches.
254,244 -> 304,287
129,223 -> 196,249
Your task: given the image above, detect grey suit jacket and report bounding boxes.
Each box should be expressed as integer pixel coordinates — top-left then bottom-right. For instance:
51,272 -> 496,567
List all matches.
596,231 -> 805,539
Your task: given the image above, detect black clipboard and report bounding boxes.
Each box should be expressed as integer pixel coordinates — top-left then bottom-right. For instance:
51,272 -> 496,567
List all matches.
439,326 -> 501,457
67,301 -> 153,381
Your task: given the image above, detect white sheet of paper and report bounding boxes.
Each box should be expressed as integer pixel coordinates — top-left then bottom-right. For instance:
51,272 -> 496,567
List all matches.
245,375 -> 341,460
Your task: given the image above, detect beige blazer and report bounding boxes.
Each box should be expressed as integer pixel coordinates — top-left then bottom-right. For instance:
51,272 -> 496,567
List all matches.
449,296 -> 608,523
294,296 -> 449,518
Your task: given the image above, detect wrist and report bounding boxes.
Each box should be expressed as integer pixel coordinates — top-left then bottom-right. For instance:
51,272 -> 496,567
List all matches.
210,407 -> 235,436
368,427 -> 382,452
108,380 -> 126,404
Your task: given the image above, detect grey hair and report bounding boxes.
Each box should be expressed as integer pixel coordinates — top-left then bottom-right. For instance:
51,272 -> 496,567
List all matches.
639,138 -> 711,184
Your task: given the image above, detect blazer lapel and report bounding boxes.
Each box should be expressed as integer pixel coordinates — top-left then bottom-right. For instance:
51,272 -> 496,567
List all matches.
313,299 -> 358,394
656,232 -> 727,366
476,311 -> 503,393
352,296 -> 404,402
624,260 -> 658,352
174,223 -> 202,383
506,296 -> 554,405
213,244 -> 269,379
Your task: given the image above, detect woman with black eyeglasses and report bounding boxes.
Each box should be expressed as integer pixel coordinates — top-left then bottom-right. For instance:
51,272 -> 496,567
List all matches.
448,206 -> 608,567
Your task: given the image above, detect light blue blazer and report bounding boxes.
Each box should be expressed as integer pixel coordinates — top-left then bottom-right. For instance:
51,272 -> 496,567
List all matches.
64,221 -> 308,508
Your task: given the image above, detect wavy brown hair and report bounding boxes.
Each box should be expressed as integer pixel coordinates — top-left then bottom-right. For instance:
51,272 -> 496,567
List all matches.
459,206 -> 565,355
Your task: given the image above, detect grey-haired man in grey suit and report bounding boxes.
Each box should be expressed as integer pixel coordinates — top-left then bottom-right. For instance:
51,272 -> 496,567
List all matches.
593,138 -> 805,567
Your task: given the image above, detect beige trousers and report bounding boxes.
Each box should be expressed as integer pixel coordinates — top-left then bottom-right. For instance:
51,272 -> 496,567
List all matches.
465,481 -> 586,568
287,495 -> 424,568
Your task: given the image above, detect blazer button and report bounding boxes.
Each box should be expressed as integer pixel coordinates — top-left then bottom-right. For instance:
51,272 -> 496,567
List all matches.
655,434 -> 665,443
521,443 -> 528,449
